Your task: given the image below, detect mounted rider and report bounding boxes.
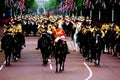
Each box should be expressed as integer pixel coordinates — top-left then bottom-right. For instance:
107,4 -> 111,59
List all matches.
51,19 -> 70,54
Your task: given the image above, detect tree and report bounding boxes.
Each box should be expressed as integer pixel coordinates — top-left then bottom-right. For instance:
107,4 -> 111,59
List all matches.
44,0 -> 63,12
75,0 -> 83,10
25,0 -> 38,10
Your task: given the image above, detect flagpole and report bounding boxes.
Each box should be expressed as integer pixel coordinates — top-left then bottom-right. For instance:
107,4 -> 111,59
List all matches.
66,11 -> 67,15
112,8 -> 114,22
80,9 -> 82,16
69,11 -> 70,16
20,9 -> 22,16
90,9 -> 92,19
10,6 -> 12,17
99,9 -> 101,20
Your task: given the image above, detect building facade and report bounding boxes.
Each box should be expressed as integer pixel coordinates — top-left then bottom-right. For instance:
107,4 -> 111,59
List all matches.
35,0 -> 49,14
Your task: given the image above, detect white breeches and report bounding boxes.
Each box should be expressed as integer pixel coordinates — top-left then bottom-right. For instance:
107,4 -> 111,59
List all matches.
73,38 -> 79,51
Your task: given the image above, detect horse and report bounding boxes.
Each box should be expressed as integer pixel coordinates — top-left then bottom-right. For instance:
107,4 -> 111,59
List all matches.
113,35 -> 120,57
13,32 -> 25,60
73,22 -> 82,52
77,29 -> 86,55
37,32 -> 54,66
1,33 -> 15,66
84,30 -> 93,61
103,30 -> 111,53
54,39 -> 69,73
91,30 -> 103,66
109,30 -> 117,55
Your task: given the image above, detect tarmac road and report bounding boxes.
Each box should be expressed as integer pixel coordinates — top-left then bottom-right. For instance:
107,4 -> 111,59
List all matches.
0,28 -> 120,80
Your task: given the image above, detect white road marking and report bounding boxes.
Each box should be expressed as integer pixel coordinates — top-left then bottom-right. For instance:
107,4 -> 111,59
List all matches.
0,61 -> 6,71
83,62 -> 93,80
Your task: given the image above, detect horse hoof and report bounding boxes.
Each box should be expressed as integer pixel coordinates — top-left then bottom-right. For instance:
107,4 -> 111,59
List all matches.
43,63 -> 48,66
55,71 -> 59,73
35,48 -> 39,50
6,63 -> 11,67
94,62 -> 97,66
13,59 -> 17,62
59,70 -> 62,73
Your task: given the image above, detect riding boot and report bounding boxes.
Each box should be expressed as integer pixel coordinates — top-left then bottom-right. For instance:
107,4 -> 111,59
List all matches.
63,41 -> 70,54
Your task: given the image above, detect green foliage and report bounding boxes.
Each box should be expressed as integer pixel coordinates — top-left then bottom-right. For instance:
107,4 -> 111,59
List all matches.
31,1 -> 38,10
77,0 -> 84,9
44,0 -> 61,11
25,0 -> 38,10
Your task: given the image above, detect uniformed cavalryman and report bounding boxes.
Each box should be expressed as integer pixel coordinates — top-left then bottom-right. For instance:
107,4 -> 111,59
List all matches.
83,24 -> 92,34
116,29 -> 120,38
93,27 -> 105,39
3,24 -> 8,34
101,23 -> 109,33
114,28 -> 120,57
3,23 -> 14,35
37,24 -> 45,35
113,23 -> 119,32
52,22 -> 69,54
15,23 -> 22,33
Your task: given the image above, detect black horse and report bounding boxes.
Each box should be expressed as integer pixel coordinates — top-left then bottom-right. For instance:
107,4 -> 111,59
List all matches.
91,30 -> 103,66
13,32 -> 25,60
55,39 -> 69,73
113,35 -> 120,57
1,33 -> 15,66
84,30 -> 93,60
37,32 -> 54,66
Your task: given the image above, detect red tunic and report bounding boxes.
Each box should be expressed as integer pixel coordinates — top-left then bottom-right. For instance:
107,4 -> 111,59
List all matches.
52,29 -> 66,42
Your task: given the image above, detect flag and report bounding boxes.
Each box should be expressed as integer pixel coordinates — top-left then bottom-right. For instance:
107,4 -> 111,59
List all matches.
19,0 -> 25,9
70,2 -> 75,11
20,0 -> 25,9
83,0 -> 87,8
110,0 -> 120,5
59,2 -> 62,12
68,0 -> 73,11
15,0 -> 25,9
99,0 -> 101,3
95,0 -> 99,4
83,0 -> 87,6
95,0 -> 102,4
65,0 -> 69,2
102,1 -> 106,9
109,0 -> 113,3
6,0 -> 14,7
62,3 -> 66,13
59,2 -> 64,12
67,3 -> 71,11
65,1 -> 68,11
114,0 -> 117,3
70,0 -> 73,5
83,0 -> 94,9
83,0 -> 90,8
117,0 -> 120,5
87,0 -> 91,8
87,0 -> 92,8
